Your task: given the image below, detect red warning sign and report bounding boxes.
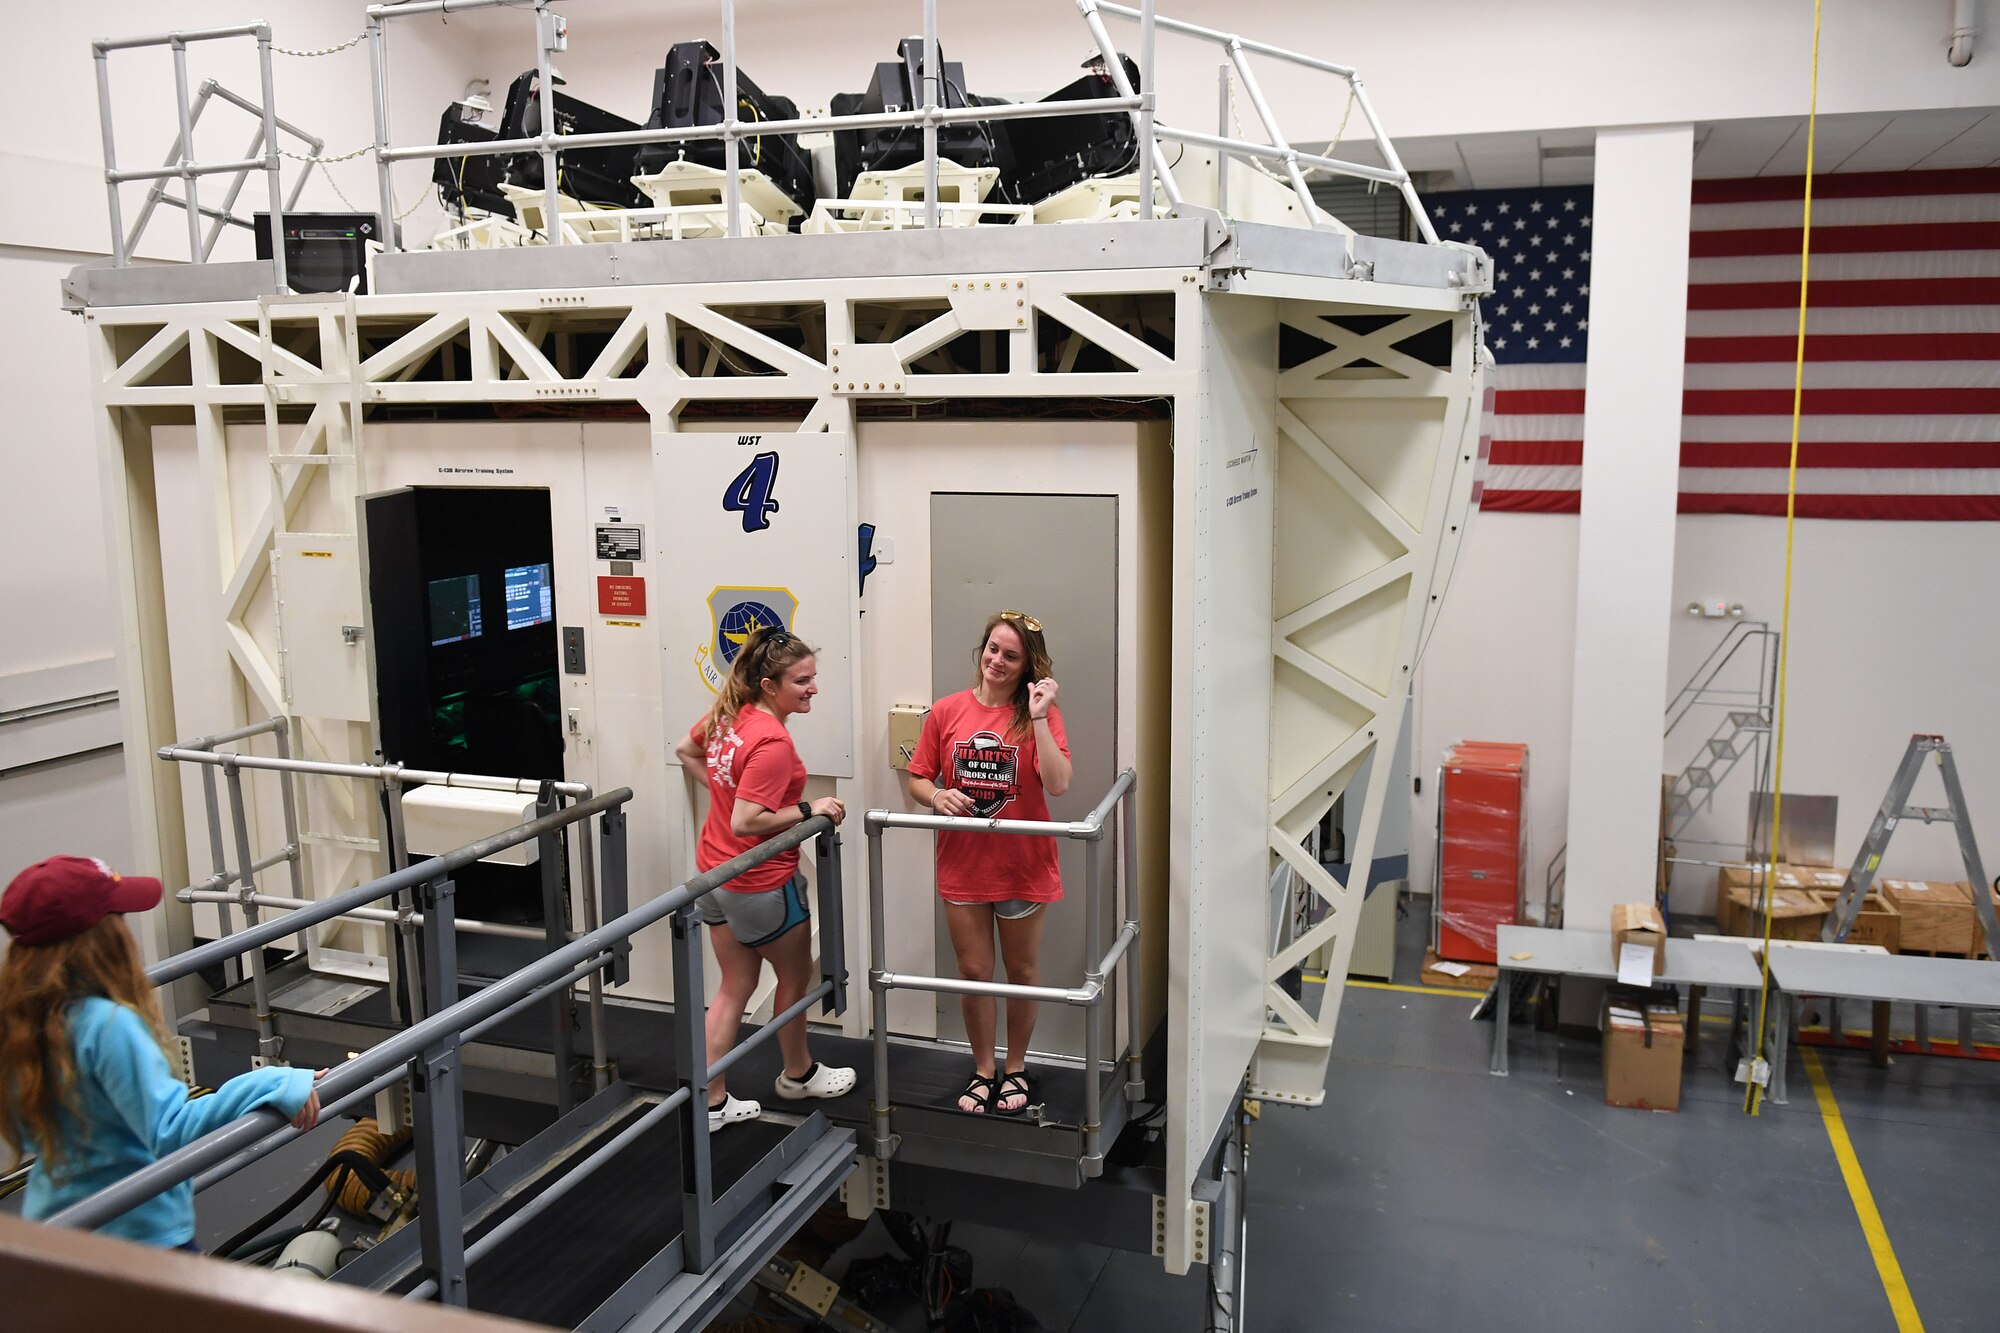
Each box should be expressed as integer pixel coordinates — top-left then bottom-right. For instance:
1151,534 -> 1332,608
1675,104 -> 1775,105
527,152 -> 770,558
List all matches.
597,575 -> 646,617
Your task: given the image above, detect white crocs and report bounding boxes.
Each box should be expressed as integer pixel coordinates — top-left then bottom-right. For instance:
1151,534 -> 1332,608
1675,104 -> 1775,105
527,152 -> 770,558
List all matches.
774,1063 -> 858,1100
707,1092 -> 761,1131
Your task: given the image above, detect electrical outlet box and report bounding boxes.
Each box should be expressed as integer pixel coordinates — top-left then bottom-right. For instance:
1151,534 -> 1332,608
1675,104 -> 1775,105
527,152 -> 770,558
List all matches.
887,704 -> 928,771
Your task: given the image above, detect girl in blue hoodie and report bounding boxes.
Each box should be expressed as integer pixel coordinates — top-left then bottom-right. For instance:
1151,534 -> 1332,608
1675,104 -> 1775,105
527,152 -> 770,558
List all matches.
0,855 -> 321,1249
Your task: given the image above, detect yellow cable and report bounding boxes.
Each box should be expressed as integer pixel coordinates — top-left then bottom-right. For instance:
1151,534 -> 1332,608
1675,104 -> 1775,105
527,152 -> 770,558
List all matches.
1745,0 -> 1821,1117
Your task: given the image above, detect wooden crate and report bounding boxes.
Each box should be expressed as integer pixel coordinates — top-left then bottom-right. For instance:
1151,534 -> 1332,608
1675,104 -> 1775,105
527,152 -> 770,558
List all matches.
1715,863 -> 1843,914
1814,890 -> 1901,952
1881,879 -> 1974,955
1717,885 -> 1827,941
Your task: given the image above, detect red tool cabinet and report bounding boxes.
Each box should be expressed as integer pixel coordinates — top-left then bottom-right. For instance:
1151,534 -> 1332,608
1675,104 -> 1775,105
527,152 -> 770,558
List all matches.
1436,741 -> 1529,964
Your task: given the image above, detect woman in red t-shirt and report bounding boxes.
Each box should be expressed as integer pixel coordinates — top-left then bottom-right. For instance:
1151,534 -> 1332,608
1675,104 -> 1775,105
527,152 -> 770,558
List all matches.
903,611 -> 1072,1115
673,628 -> 856,1131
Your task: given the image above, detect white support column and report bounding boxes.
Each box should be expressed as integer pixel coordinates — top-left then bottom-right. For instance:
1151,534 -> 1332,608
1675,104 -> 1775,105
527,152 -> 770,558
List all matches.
1563,124 -> 1694,929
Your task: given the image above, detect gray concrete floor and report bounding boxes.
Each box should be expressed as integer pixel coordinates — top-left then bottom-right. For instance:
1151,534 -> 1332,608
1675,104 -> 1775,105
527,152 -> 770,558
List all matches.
17,898 -> 1997,1329
822,894 -> 2000,1331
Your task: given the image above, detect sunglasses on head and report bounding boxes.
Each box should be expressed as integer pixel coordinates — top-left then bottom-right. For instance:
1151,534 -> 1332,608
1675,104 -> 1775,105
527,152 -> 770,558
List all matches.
757,628 -> 800,652
999,609 -> 1042,633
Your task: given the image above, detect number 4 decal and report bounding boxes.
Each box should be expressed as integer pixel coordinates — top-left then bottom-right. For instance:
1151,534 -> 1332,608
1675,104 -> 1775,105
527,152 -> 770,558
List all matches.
723,450 -> 781,533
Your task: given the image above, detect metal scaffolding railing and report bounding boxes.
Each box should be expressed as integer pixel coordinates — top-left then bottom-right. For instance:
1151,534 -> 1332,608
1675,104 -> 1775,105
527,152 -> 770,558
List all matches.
89,2 -> 1447,275
92,23 -> 292,290
47,795 -> 849,1311
1087,1 -> 1441,243
120,78 -> 323,264
863,768 -> 1142,1176
156,717 -> 615,1097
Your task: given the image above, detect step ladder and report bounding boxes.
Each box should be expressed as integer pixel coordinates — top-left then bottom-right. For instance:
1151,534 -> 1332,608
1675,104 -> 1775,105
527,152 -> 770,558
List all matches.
1822,734 -> 2000,954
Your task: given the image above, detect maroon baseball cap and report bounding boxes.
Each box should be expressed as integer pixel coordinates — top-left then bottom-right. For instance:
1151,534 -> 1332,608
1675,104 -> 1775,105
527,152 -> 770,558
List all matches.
0,857 -> 163,946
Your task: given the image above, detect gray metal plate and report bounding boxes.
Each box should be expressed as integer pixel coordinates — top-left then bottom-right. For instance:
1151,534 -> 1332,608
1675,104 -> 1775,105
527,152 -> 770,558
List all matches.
72,259 -> 278,308
271,971 -> 379,1017
1220,222 -> 1482,292
374,219 -> 1214,295
1496,925 -> 1765,989
1768,950 -> 2000,1007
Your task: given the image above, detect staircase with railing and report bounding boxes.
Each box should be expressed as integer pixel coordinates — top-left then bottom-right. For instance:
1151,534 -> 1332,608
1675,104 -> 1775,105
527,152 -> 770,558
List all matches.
1661,621 -> 1780,840
1540,621 -> 1779,925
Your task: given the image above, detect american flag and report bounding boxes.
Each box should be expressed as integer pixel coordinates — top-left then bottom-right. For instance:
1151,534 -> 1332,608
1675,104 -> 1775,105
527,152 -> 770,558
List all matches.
1449,168 -> 2000,520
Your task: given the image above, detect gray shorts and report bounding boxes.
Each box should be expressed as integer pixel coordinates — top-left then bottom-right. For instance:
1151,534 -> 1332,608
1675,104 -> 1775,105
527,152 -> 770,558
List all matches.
941,896 -> 1045,921
698,874 -> 811,948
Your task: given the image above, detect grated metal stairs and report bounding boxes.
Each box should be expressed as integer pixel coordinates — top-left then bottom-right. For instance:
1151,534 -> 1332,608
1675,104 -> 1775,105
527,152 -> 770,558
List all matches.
1541,621 -> 1779,925
1663,707 -> 1771,839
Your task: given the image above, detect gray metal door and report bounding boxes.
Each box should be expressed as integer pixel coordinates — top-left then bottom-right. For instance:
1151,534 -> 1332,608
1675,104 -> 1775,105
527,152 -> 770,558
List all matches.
929,492 -> 1118,1060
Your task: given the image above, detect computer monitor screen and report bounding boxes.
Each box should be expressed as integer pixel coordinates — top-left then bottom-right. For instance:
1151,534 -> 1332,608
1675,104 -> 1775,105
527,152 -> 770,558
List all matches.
428,574 -> 483,646
504,562 -> 555,631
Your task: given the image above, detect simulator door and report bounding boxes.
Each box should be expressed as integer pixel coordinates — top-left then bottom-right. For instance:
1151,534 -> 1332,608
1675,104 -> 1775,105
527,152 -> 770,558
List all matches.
929,492 -> 1119,1061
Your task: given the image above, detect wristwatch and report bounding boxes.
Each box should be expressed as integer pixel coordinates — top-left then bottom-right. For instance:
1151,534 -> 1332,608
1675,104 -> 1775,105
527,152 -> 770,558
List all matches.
798,800 -> 813,823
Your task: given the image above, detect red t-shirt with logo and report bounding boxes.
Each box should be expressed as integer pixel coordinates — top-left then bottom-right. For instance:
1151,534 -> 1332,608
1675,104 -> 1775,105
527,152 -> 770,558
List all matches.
689,705 -> 808,893
907,691 -> 1070,903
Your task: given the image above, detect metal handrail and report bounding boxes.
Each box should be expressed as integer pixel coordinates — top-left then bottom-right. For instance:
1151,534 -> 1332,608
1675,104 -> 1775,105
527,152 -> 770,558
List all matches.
146,789 -> 627,986
1086,0 -> 1440,243
158,725 -> 606,1080
92,24 -> 289,290
863,767 -> 1142,1175
95,2 -> 1451,267
1664,620 -> 1777,737
1662,619 -> 1781,846
50,800 -> 846,1311
367,0 -> 1158,246
122,78 -> 323,263
54,787 -> 636,1226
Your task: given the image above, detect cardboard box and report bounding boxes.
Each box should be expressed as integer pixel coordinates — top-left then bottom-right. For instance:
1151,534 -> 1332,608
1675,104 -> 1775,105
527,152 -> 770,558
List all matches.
1813,890 -> 1901,952
1610,903 -> 1666,977
1882,879 -> 1974,955
1717,885 -> 1828,941
1603,1001 -> 1685,1112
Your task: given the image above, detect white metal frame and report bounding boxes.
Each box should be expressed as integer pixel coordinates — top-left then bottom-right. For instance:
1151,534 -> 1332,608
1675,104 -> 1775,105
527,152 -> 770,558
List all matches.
78,1 -> 1488,1281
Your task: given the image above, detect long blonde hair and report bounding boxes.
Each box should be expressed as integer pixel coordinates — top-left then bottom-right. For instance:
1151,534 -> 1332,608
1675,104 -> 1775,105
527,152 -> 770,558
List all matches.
972,613 -> 1055,742
702,626 -> 816,744
0,915 -> 170,1180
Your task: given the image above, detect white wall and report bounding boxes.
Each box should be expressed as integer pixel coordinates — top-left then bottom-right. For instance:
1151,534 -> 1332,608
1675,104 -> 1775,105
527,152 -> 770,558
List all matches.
1411,513 -> 1579,916
1,1 -> 476,878
1412,511 -> 2000,923
8,0 -> 1998,897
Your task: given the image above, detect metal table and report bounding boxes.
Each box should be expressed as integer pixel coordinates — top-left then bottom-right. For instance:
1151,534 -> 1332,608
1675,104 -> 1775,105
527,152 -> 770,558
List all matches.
1765,950 -> 2000,1103
1489,926 -> 1764,1076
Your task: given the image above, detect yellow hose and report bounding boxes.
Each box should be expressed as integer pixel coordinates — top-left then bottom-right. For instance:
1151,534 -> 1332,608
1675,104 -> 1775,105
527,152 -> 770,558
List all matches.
328,1117 -> 417,1218
1744,0 -> 1821,1119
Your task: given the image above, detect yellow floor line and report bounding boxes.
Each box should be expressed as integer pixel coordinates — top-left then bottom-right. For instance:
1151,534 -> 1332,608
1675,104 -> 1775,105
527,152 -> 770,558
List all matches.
1344,978 -> 1482,999
1802,1048 -> 1925,1332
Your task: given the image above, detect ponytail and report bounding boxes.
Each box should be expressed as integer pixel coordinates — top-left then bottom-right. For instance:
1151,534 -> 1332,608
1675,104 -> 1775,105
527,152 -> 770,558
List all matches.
702,627 -> 815,745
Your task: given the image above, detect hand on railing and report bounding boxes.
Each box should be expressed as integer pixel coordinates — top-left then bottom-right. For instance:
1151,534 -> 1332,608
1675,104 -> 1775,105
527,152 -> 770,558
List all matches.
809,796 -> 847,826
290,1069 -> 330,1130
